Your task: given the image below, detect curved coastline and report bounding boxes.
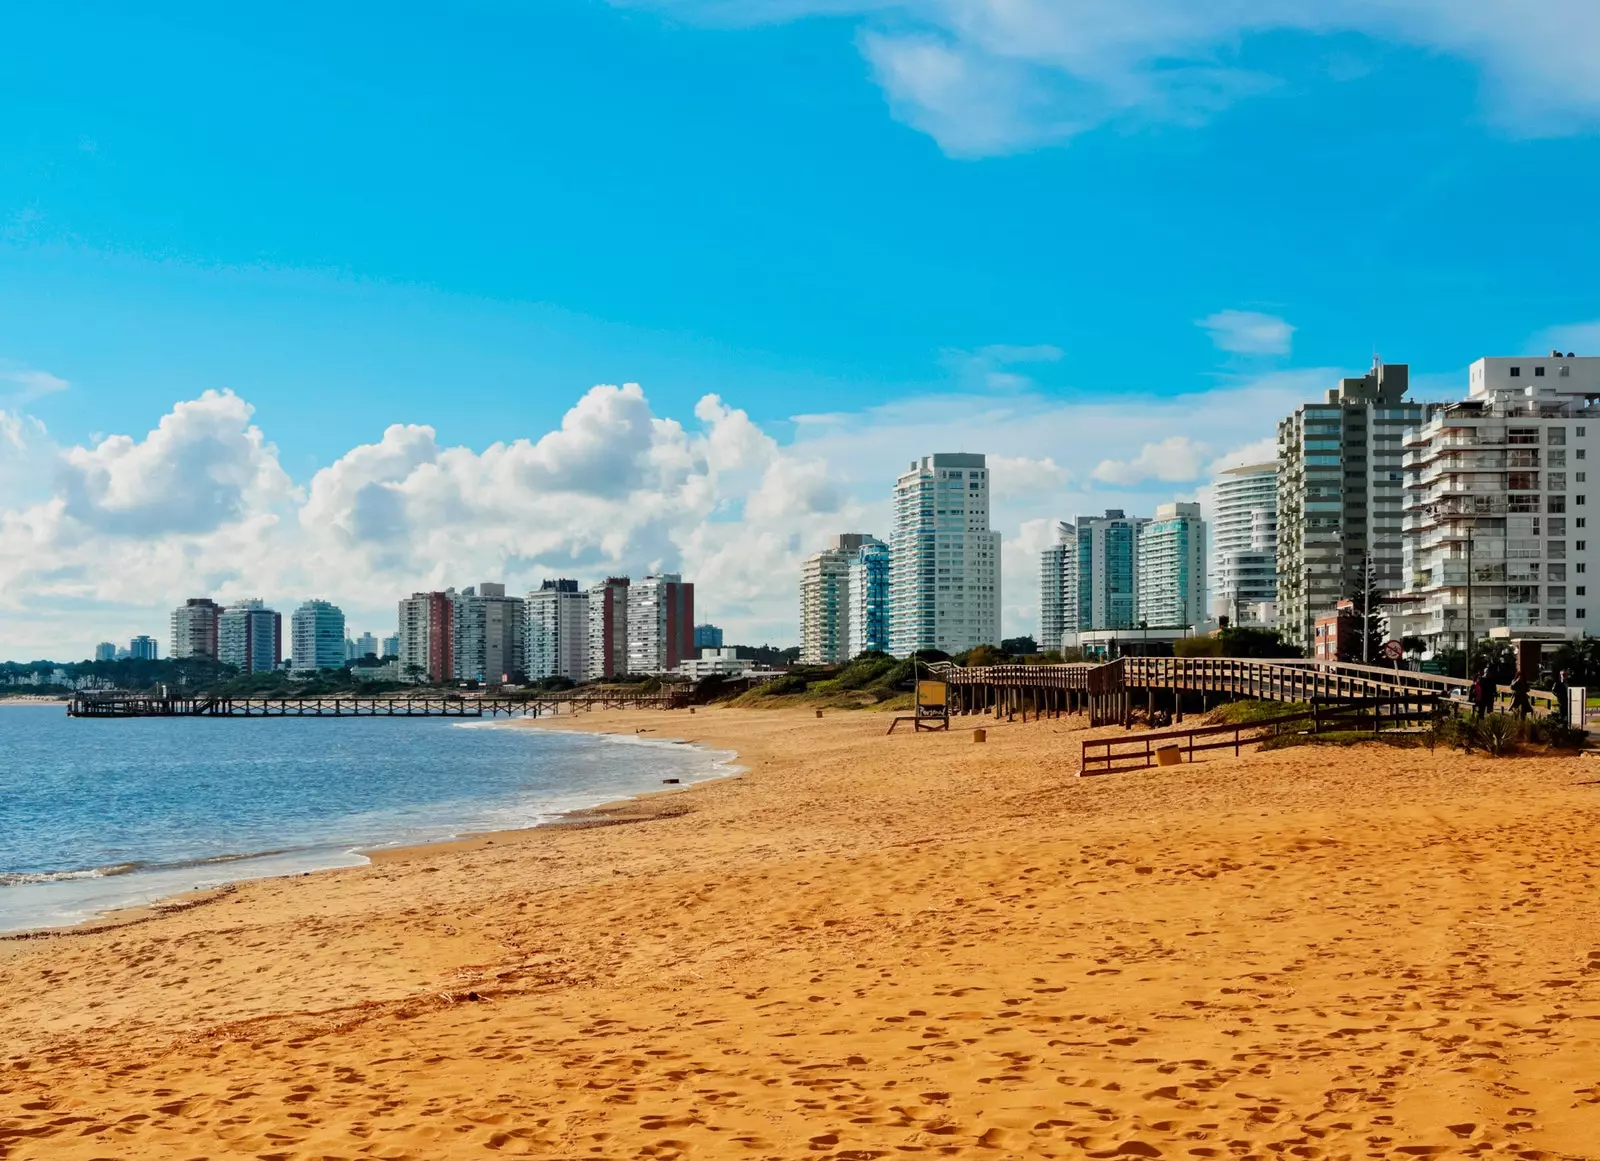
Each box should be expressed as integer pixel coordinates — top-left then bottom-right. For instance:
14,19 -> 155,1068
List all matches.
0,721 -> 741,937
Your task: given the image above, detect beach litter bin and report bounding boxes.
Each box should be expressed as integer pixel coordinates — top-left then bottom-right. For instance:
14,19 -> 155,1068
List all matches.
973,728 -> 987,743
816,709 -> 824,718
1155,743 -> 1182,767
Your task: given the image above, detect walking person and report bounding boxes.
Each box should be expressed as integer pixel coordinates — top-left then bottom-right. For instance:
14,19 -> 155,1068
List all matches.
1510,671 -> 1533,720
1554,668 -> 1571,725
1473,666 -> 1497,721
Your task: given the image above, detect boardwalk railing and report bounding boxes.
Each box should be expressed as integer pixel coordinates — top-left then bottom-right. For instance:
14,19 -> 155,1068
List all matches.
1079,694 -> 1441,776
933,655 -> 1552,726
67,689 -> 688,718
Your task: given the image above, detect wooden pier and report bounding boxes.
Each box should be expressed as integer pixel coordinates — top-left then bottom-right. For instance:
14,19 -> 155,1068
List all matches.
67,689 -> 688,719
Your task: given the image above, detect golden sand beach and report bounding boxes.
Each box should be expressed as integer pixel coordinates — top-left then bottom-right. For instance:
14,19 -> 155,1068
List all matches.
1,706 -> 1598,1159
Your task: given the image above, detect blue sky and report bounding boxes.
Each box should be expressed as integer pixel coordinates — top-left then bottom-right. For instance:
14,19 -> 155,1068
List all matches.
3,0 -> 1600,657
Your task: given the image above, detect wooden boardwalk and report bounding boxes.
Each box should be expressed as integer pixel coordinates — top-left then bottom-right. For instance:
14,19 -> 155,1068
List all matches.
931,656 -> 1549,727
67,690 -> 688,719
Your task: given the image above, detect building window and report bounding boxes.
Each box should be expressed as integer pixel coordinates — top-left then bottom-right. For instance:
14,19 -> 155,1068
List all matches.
1550,427 -> 1567,446
1548,496 -> 1567,514
1581,495 -> 1589,505
1536,366 -> 1546,377
1580,609 -> 1588,618
1580,586 -> 1588,597
1511,366 -> 1522,377
1550,474 -> 1568,492
1581,473 -> 1589,483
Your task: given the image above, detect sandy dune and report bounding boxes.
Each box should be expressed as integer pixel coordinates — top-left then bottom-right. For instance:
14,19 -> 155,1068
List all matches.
2,707 -> 1598,1159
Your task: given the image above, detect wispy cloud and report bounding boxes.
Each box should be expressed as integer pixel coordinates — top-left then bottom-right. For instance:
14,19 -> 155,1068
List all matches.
623,0 -> 1600,156
1531,319 -> 1600,356
941,342 -> 1064,391
1197,310 -> 1295,356
0,365 -> 70,403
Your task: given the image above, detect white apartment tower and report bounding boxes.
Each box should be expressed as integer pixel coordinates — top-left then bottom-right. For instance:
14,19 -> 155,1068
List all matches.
889,453 -> 1001,656
1210,463 -> 1279,627
1038,521 -> 1077,652
1397,352 -> 1600,655
526,579 -> 589,682
801,533 -> 882,664
452,582 -> 526,683
1136,502 -> 1207,628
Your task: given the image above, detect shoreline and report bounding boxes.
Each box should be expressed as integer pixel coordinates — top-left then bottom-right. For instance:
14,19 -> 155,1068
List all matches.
0,716 -> 739,938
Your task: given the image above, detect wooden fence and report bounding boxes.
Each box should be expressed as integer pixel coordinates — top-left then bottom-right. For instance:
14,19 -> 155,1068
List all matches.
1078,694 -> 1441,776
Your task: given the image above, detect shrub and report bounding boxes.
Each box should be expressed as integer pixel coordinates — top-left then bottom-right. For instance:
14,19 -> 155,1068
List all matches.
1472,714 -> 1518,756
1204,699 -> 1309,725
1260,730 -> 1422,752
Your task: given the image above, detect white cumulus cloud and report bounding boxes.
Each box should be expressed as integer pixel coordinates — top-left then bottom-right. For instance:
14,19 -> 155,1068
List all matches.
1,369 -> 1342,657
1092,435 -> 1211,485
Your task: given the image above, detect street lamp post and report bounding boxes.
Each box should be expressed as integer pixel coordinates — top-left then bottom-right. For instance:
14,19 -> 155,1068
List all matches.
1361,552 -> 1372,665
1464,520 -> 1475,679
1304,564 -> 1315,659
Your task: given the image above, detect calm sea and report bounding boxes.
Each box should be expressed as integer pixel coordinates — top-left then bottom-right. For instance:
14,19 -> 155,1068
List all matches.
0,705 -> 732,932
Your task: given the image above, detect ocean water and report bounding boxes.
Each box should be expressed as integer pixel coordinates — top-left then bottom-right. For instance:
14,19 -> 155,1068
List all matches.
0,705 -> 733,932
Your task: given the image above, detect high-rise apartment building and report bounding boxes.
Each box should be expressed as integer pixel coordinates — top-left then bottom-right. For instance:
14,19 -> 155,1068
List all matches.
1277,359 -> 1436,650
170,598 -> 221,660
452,583 -> 526,683
291,600 -> 346,672
889,453 -> 1001,656
1074,511 -> 1145,632
801,534 -> 882,664
381,634 -> 399,659
693,624 -> 723,650
1137,503 -> 1207,628
587,577 -> 631,679
397,591 -> 454,683
353,632 -> 379,660
1397,353 -> 1600,656
1211,463 -> 1280,627
527,579 -> 589,682
128,635 -> 158,661
93,642 -> 117,661
219,599 -> 282,673
847,538 -> 890,657
1038,520 -> 1077,652
627,574 -> 695,675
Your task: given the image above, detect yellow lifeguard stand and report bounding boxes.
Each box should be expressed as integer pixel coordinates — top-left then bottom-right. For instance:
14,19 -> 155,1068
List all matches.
888,674 -> 951,734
